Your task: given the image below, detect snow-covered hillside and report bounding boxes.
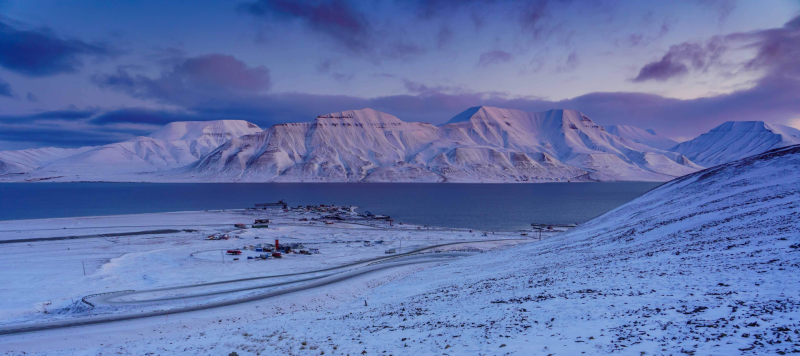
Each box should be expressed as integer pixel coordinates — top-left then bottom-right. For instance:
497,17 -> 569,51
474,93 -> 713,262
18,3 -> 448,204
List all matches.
605,124 -> 678,150
166,107 -> 701,183
1,120 -> 261,181
183,143 -> 797,355
15,145 -> 797,355
671,121 -> 800,167
0,146 -> 93,174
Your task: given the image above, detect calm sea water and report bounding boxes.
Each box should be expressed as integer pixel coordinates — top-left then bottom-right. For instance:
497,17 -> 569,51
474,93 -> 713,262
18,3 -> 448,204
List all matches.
0,183 -> 660,231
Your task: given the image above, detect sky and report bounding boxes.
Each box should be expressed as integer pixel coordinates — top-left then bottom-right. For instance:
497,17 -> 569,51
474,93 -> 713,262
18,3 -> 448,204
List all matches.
0,0 -> 799,150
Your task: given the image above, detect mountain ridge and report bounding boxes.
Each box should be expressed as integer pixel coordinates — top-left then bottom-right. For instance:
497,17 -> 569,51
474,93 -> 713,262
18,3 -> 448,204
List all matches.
159,107 -> 700,183
670,121 -> 800,167
1,108 -> 795,183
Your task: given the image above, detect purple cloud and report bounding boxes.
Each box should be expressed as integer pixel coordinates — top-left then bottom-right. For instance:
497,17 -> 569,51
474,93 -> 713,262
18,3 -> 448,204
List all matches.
478,50 -> 512,67
557,51 -> 579,72
633,41 -> 725,82
0,19 -> 116,77
240,0 -> 372,54
519,0 -> 550,38
93,54 -> 270,106
436,25 -> 453,49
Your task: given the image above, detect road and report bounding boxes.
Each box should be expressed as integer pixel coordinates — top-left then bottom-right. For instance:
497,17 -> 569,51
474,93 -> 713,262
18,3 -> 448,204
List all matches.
0,229 -> 194,244
0,240 -> 515,336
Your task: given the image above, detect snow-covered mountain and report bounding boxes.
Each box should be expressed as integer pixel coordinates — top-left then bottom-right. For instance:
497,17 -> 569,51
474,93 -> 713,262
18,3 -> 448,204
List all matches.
604,124 -> 678,150
165,107 -> 701,183
670,121 -> 800,167
178,109 -> 444,182
148,120 -> 261,142
7,108 -> 797,183
0,146 -> 94,174
2,120 -> 261,181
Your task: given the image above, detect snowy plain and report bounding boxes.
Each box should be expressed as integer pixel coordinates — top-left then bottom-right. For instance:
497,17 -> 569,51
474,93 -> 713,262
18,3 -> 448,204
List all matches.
0,205 -> 533,355
1,144 -> 798,355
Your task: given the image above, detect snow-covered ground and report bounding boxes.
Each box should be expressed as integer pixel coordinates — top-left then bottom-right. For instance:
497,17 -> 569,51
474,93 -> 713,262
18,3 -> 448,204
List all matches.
0,206 -> 535,354
1,144 -> 798,355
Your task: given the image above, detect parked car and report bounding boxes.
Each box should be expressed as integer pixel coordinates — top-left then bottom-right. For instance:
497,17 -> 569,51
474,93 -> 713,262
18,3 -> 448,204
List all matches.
226,250 -> 242,255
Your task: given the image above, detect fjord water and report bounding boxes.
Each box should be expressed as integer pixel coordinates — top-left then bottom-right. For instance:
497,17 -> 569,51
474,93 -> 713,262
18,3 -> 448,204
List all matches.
0,183 -> 660,231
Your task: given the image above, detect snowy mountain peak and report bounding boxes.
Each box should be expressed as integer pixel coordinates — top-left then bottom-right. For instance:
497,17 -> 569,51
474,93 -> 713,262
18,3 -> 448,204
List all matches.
671,120 -> 800,167
710,120 -> 771,133
148,120 -> 262,142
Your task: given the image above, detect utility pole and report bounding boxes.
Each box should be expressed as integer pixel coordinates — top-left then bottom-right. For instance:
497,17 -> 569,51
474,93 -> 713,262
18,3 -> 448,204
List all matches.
82,261 -> 86,275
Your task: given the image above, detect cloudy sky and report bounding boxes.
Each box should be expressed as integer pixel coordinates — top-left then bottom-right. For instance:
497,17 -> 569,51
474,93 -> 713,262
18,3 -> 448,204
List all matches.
0,0 -> 798,149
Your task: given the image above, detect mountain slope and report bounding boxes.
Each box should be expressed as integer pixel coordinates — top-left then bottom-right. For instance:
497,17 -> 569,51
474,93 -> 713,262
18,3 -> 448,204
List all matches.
604,124 -> 678,150
7,120 -> 262,181
670,121 -> 800,167
166,107 -> 702,183
148,120 -> 262,142
180,109 -> 442,182
0,146 -> 94,174
434,107 -> 700,182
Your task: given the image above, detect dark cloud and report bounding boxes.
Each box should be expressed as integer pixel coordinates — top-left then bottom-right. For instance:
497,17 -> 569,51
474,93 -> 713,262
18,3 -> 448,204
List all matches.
330,72 -> 355,83
0,109 -> 146,147
0,76 -> 11,97
696,0 -> 737,22
436,25 -> 453,49
0,19 -> 116,77
477,50 -> 512,67
93,54 -> 270,106
519,0 -> 550,38
240,0 -> 372,54
316,58 -> 334,74
633,40 -> 726,82
0,109 -> 97,123
29,109 -> 97,120
0,125 -> 139,147
557,51 -> 579,72
379,41 -> 427,61
91,108 -> 202,126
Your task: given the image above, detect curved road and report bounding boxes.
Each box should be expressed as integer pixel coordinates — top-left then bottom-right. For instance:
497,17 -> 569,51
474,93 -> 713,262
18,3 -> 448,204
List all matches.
0,239 -> 521,336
